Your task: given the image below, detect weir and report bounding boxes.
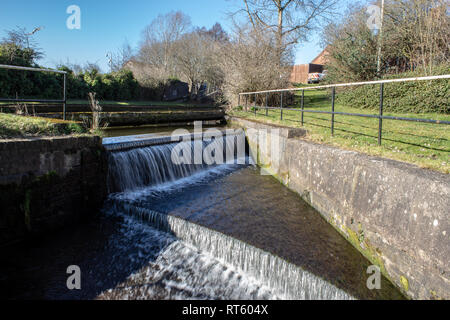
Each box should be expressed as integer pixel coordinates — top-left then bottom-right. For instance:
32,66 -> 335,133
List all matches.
106,130 -> 250,193
104,128 -> 404,300
108,201 -> 353,300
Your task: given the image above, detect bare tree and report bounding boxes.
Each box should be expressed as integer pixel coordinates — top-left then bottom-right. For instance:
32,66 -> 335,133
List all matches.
2,26 -> 44,63
217,24 -> 293,106
129,10 -> 297,105
196,23 -> 229,42
83,62 -> 102,74
138,11 -> 192,79
174,32 -> 217,96
111,40 -> 133,72
384,0 -> 449,74
236,0 -> 340,63
322,3 -> 380,82
323,0 -> 450,81
86,92 -> 107,130
70,63 -> 84,75
3,26 -> 43,50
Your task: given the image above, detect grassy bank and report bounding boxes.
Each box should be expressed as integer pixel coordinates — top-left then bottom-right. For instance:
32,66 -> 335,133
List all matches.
0,113 -> 87,139
334,66 -> 450,114
231,88 -> 450,174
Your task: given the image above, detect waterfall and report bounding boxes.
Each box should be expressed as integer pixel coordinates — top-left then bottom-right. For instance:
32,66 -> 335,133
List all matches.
107,130 -> 250,193
105,129 -> 355,300
107,201 -> 354,300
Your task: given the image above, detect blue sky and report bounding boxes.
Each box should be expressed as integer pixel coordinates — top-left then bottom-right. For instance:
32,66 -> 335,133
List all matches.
0,0 -> 357,71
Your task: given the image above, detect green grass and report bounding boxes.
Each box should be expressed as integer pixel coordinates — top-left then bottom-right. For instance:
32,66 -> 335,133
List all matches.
232,88 -> 450,174
0,113 -> 87,138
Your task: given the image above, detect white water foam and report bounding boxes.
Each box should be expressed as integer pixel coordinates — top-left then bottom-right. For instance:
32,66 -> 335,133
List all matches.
107,202 -> 354,300
98,212 -> 281,300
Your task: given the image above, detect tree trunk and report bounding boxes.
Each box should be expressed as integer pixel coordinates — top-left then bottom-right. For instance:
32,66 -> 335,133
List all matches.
276,1 -> 284,66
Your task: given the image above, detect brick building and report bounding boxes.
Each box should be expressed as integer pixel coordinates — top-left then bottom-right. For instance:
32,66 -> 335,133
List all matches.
290,47 -> 330,84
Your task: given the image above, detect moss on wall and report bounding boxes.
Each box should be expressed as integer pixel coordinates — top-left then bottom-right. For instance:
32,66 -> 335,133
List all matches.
0,137 -> 107,247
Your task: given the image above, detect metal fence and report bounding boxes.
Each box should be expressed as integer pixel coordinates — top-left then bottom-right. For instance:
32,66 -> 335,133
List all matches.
0,64 -> 68,120
239,75 -> 450,145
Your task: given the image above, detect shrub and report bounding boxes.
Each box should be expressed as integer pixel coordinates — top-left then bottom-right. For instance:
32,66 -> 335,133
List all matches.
335,65 -> 450,114
0,45 -> 142,102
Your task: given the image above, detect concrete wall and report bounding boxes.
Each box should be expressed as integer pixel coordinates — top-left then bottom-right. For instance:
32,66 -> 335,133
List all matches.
37,110 -> 225,127
0,104 -> 222,113
229,117 -> 449,300
0,136 -> 107,246
100,110 -> 225,127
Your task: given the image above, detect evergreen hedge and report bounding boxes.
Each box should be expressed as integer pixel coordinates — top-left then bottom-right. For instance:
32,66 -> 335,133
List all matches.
335,65 -> 450,114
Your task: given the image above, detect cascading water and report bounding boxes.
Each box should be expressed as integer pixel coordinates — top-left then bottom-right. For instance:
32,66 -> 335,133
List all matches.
95,212 -> 281,300
103,129 -> 403,301
107,202 -> 353,300
107,130 -> 251,193
105,130 -> 352,300
0,129 -> 404,300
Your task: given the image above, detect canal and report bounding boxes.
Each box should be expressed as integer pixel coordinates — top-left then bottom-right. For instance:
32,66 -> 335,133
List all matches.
0,126 -> 404,300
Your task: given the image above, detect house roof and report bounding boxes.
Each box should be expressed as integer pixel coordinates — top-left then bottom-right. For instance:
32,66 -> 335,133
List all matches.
310,46 -> 330,65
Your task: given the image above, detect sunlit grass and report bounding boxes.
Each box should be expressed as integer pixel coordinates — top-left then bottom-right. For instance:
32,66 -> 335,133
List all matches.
0,113 -> 86,138
231,88 -> 450,174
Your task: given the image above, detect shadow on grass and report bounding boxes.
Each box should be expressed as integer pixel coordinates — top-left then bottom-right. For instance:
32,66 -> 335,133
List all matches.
0,127 -> 24,138
254,111 -> 450,153
290,113 -> 450,143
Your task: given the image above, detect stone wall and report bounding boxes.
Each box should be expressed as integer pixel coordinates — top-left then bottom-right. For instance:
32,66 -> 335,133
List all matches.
37,109 -> 225,127
229,117 -> 449,300
0,136 -> 107,246
0,104 -> 222,113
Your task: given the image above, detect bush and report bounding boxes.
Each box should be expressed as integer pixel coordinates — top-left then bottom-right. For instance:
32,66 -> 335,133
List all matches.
335,65 -> 450,114
0,44 -> 143,102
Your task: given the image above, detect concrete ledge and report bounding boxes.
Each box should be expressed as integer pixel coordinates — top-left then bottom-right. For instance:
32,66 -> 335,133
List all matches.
0,104 -> 222,113
229,116 -> 450,300
0,135 -> 107,246
103,128 -> 244,152
0,136 -> 102,185
226,116 -> 307,139
39,110 -> 226,127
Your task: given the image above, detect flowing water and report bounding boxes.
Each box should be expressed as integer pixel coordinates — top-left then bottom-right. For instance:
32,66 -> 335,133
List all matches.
0,129 -> 404,300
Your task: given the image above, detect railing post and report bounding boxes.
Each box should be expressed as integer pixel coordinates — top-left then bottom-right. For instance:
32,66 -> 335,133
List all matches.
331,87 -> 336,136
265,93 -> 268,116
254,93 -> 257,116
301,90 -> 305,126
238,94 -> 240,108
379,83 -> 384,145
245,95 -> 248,112
63,73 -> 67,121
280,92 -> 283,121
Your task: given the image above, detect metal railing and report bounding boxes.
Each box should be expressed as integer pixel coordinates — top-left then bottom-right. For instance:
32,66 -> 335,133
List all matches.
238,75 -> 450,145
0,64 -> 68,120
